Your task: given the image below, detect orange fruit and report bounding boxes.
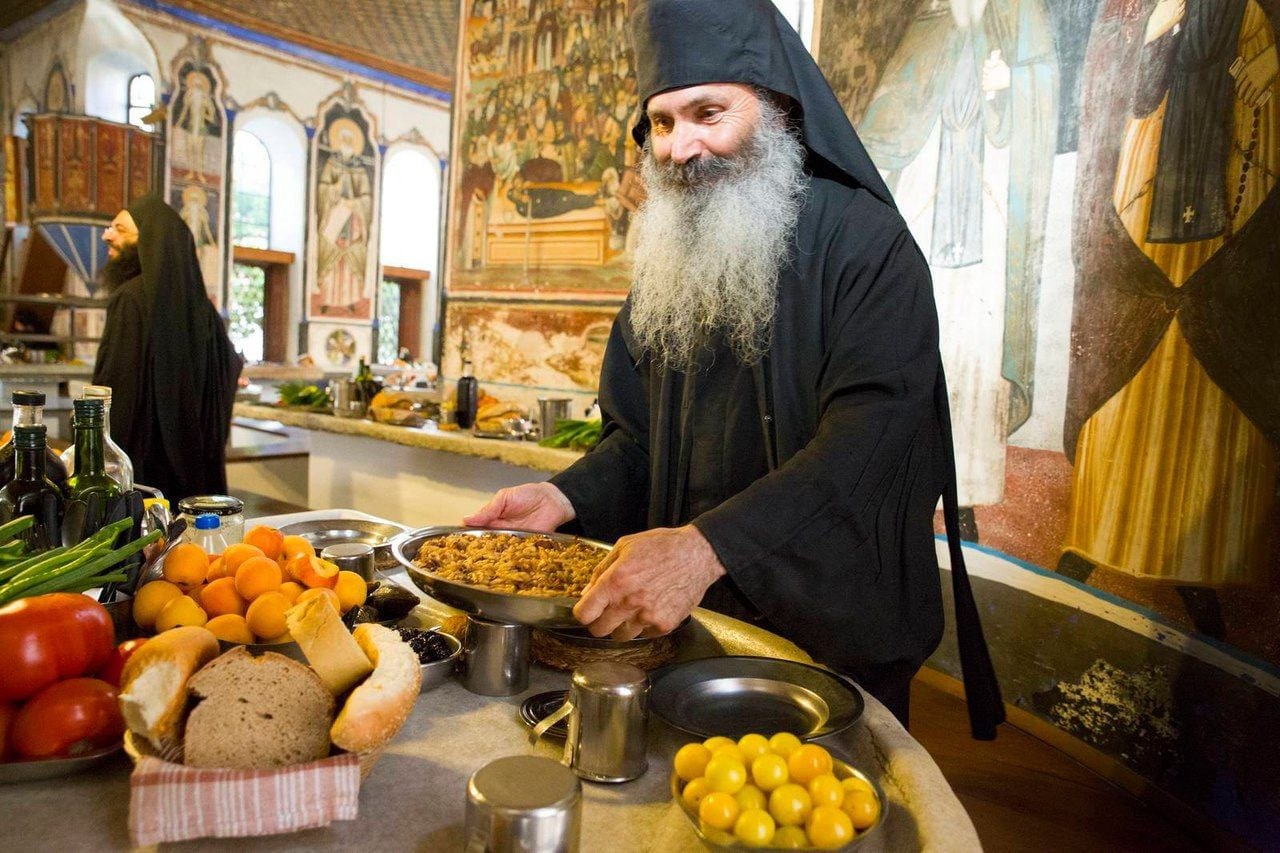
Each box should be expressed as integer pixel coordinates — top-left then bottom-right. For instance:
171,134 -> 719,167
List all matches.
245,592 -> 290,640
278,581 -> 304,604
162,543 -> 209,586
133,580 -> 184,630
333,571 -> 368,612
281,534 -> 314,562
298,556 -> 339,589
206,613 -> 254,644
243,525 -> 285,561
202,577 -> 248,617
222,543 -> 265,577
155,595 -> 208,632
205,556 -> 228,581
297,586 -> 340,612
234,555 -> 282,601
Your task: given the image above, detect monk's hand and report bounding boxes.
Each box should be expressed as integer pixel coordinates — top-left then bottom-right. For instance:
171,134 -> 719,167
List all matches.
1231,50 -> 1278,109
573,525 -> 725,641
462,483 -> 576,532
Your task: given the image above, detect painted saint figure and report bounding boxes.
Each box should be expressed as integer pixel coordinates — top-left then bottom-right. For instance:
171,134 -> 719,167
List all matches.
174,70 -> 216,180
314,117 -> 374,313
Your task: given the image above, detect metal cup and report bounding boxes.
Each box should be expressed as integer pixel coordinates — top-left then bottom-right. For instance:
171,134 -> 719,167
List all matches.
464,755 -> 581,853
537,397 -> 573,438
320,542 -> 376,581
531,661 -> 649,783
331,379 -> 366,418
460,616 -> 531,696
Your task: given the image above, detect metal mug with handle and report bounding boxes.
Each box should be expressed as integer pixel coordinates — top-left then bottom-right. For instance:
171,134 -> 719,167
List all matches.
530,661 -> 649,783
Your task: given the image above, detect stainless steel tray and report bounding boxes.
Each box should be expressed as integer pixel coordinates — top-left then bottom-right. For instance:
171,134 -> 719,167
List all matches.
649,656 -> 864,739
278,517 -> 409,572
0,742 -> 123,784
391,526 -> 610,628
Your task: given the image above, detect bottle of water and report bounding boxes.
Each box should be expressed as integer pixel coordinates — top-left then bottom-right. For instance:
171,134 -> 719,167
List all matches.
187,513 -> 229,555
60,385 -> 134,490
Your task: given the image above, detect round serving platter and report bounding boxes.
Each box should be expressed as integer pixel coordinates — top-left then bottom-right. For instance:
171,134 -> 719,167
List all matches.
391,526 -> 611,628
0,742 -> 123,784
279,517 -> 409,573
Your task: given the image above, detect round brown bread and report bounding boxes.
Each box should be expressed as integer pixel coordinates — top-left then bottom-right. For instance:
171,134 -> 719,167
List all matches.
118,626 -> 220,753
330,624 -> 421,754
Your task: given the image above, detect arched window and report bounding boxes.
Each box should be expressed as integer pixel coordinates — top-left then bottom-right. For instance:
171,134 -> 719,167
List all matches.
127,73 -> 155,128
231,130 -> 271,248
378,147 -> 441,364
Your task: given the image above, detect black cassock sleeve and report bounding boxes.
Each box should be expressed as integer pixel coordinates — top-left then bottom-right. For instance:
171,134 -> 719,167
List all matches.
549,306 -> 652,542
92,284 -> 149,461
693,203 -> 945,671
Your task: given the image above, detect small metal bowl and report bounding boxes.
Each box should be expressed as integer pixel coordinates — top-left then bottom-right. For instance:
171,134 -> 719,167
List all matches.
416,629 -> 462,693
279,518 -> 409,573
672,757 -> 885,850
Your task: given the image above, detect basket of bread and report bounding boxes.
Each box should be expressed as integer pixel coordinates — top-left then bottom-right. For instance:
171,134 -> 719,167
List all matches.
117,596 -> 419,844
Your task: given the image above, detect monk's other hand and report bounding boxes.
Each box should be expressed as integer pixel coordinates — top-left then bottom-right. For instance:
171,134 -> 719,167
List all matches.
462,482 -> 576,532
573,525 -> 725,640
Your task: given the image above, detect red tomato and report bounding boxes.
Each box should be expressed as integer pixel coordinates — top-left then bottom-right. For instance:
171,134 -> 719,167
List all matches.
10,678 -> 124,759
0,702 -> 16,761
0,594 -> 116,702
96,638 -> 149,687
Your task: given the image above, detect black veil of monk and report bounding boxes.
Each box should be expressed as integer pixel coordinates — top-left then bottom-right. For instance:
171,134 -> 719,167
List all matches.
95,193 -> 243,501
467,0 -> 1004,737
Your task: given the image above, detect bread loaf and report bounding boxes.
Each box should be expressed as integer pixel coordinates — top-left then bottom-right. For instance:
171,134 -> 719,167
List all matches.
183,647 -> 335,769
286,596 -> 373,695
118,626 -> 220,753
330,624 -> 420,754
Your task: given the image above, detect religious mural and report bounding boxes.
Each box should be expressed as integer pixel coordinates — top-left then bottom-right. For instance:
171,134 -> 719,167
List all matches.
449,0 -> 640,295
307,86 -> 380,322
819,0 -> 1280,838
166,38 -> 227,309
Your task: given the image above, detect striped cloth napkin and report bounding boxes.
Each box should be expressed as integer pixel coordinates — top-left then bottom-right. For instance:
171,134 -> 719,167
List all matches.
128,753 -> 361,845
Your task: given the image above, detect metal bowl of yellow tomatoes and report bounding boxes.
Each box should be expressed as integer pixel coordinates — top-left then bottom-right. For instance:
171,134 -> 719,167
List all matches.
670,734 -> 884,850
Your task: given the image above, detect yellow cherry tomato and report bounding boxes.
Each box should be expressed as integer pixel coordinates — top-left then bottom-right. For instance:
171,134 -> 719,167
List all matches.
772,825 -> 810,849
842,788 -> 881,830
674,742 -> 713,781
808,773 -> 845,809
698,791 -> 741,831
751,752 -> 790,791
841,776 -> 875,797
768,783 -> 813,827
787,743 -> 834,786
807,804 -> 856,849
733,808 -> 777,848
712,743 -> 746,765
737,733 -> 771,763
735,784 -> 768,812
768,731 -> 803,758
703,736 -> 736,753
682,777 -> 711,809
704,753 -> 748,794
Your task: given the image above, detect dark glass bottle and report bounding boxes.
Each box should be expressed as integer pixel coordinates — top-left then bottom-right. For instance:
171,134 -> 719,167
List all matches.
64,398 -> 123,534
0,424 -> 64,550
456,358 -> 479,429
0,389 -> 69,489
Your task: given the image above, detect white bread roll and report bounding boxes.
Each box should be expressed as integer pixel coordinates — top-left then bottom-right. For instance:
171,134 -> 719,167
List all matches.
183,647 -> 335,769
286,596 -> 373,695
118,626 -> 220,753
330,624 -> 420,754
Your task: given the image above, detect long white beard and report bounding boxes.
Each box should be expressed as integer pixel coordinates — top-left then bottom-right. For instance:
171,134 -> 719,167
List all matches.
628,103 -> 807,368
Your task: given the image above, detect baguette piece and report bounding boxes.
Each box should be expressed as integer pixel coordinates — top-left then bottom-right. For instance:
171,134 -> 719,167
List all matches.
285,596 -> 373,695
330,624 -> 421,754
183,647 -> 335,769
118,626 -> 220,753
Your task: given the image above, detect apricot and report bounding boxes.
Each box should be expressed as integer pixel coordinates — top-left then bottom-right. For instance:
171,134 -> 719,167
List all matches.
278,581 -> 304,604
221,543 -> 266,578
243,525 -> 285,561
280,534 -> 315,562
162,543 -> 209,586
234,555 -> 282,601
202,577 -> 248,617
333,571 -> 368,613
296,586 -> 340,612
246,592 -> 290,641
133,580 -> 184,630
205,556 -> 228,581
155,595 -> 208,632
298,556 -> 339,590
205,613 -> 254,644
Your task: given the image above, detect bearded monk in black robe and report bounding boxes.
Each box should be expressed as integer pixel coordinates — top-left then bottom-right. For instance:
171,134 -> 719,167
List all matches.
466,0 -> 1002,735
96,194 -> 243,502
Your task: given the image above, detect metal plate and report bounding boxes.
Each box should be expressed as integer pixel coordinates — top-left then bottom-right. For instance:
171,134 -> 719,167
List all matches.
392,526 -> 610,628
520,689 -> 569,740
0,742 -> 123,784
649,656 -> 864,740
278,517 -> 409,572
